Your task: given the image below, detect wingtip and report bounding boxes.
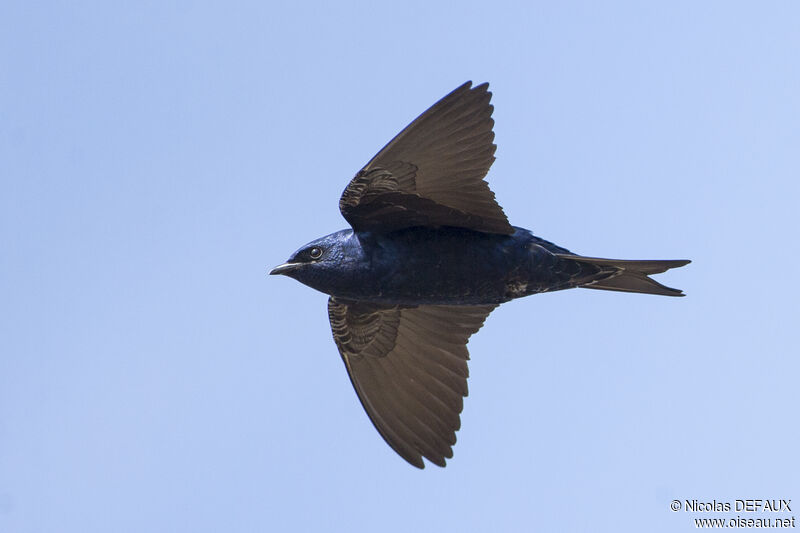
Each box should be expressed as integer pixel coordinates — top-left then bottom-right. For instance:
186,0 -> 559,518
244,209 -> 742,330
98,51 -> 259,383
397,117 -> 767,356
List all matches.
457,80 -> 490,94
473,81 -> 490,94
406,454 -> 426,469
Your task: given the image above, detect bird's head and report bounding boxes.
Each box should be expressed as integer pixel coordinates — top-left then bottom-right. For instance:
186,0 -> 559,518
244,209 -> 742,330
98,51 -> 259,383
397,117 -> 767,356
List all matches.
269,229 -> 361,292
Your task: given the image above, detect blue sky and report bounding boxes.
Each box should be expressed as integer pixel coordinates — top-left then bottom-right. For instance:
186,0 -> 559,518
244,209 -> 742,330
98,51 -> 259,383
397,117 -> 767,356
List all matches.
2,2 -> 798,532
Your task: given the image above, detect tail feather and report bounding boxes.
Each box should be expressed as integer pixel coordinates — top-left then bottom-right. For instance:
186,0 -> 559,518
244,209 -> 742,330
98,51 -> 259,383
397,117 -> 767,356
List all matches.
556,255 -> 690,297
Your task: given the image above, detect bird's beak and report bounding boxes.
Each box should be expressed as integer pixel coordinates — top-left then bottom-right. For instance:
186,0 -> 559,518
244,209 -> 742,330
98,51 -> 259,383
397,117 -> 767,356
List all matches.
269,262 -> 301,276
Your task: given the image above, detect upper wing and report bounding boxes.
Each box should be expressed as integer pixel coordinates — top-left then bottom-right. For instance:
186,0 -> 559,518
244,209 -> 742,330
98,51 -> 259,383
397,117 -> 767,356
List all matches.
339,81 -> 514,235
328,297 -> 496,468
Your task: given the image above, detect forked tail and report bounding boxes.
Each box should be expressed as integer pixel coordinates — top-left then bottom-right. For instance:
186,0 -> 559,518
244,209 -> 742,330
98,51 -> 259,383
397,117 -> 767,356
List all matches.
556,254 -> 691,297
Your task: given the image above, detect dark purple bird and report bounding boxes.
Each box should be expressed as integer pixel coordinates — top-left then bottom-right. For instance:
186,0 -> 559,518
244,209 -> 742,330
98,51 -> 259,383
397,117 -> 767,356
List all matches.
270,81 -> 689,468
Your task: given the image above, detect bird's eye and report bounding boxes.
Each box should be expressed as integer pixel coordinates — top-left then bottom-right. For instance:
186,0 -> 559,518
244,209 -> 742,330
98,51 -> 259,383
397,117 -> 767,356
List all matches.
309,247 -> 323,259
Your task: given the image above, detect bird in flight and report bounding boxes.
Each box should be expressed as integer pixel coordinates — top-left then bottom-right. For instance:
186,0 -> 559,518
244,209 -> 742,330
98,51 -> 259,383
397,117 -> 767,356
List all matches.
270,81 -> 689,468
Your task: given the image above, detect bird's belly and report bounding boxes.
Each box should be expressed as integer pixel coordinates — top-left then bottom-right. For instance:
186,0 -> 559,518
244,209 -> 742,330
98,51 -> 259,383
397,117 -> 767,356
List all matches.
327,227 -> 564,305
356,263 -> 513,305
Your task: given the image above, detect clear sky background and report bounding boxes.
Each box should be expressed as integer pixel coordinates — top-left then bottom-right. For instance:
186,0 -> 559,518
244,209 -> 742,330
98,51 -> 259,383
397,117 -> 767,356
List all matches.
2,2 -> 798,532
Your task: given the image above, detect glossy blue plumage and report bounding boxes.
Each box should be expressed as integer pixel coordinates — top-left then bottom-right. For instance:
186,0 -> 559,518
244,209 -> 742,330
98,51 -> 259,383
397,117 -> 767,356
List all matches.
281,226 -> 589,305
